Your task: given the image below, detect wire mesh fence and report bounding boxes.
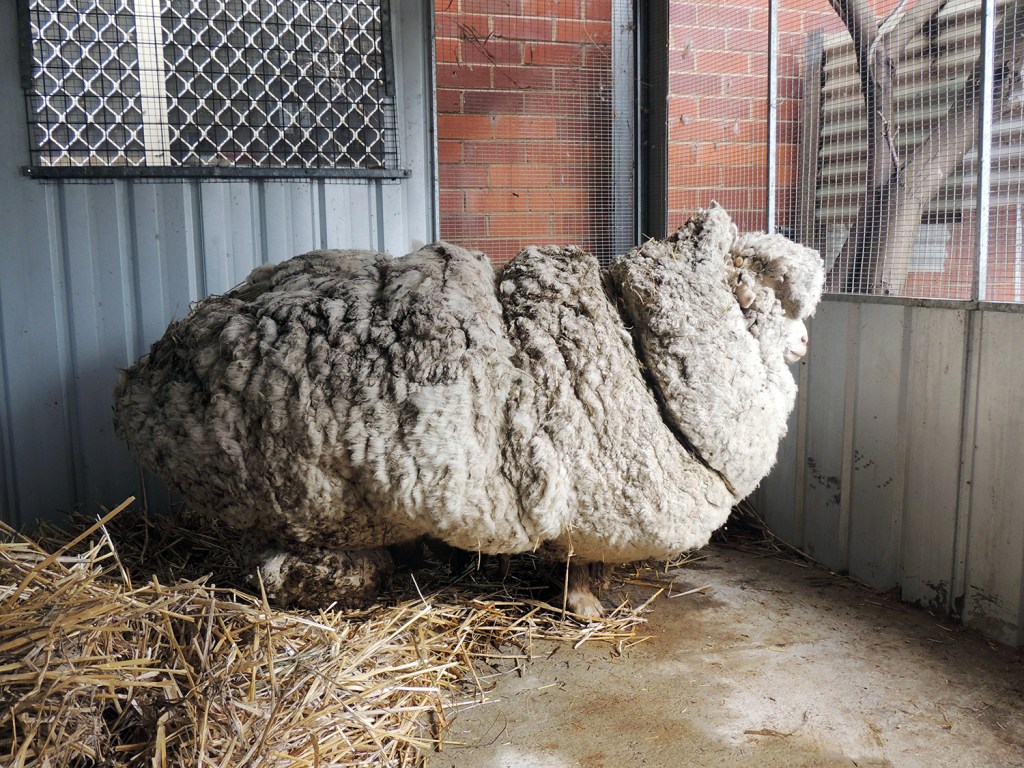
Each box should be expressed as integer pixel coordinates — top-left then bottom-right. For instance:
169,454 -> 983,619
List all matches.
745,0 -> 1024,303
436,0 -> 1024,301
21,0 -> 399,174
433,0 -> 634,265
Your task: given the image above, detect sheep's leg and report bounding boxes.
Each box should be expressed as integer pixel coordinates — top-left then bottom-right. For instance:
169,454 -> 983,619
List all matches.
257,546 -> 394,610
565,561 -> 604,618
496,553 -> 511,581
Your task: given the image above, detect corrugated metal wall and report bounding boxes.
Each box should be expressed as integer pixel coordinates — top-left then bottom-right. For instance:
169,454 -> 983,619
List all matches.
0,0 -> 437,528
756,297 -> 1024,646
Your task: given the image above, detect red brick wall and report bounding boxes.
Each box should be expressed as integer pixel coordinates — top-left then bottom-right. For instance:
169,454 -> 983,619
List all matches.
667,2 -> 771,234
434,1 -> 614,264
665,1 -> 842,236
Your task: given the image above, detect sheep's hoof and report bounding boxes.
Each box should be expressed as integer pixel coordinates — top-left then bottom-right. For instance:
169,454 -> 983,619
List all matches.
566,588 -> 605,619
565,560 -> 605,618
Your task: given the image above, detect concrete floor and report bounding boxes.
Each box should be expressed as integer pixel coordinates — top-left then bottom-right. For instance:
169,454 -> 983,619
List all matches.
431,545 -> 1024,768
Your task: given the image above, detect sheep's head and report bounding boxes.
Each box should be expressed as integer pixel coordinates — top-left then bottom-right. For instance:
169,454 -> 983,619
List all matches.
725,232 -> 824,365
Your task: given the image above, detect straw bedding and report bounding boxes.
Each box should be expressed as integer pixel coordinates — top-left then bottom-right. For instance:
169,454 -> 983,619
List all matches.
0,498 -> 662,767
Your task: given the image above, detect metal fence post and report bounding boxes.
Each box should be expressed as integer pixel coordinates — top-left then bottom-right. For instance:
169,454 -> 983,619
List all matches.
975,0 -> 996,302
767,0 -> 778,234
612,0 -> 638,254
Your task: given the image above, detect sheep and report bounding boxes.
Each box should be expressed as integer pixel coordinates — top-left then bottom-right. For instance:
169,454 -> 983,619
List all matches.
113,204 -> 823,617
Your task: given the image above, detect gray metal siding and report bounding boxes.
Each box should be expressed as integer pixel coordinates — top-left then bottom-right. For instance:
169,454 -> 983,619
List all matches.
757,298 -> 1024,646
0,0 -> 436,528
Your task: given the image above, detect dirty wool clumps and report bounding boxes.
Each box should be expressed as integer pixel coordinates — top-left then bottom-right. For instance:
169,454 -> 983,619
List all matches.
114,204 -> 824,608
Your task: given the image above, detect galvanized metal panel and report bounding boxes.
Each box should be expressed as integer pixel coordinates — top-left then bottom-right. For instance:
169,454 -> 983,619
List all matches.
322,183 -> 379,251
762,297 -> 1024,646
756,377 -> 802,546
60,183 -> 140,509
964,310 -> 1024,645
847,304 -> 908,590
0,180 -> 76,527
899,307 -> 968,612
800,302 -> 857,569
128,182 -> 204,350
197,182 -> 260,293
0,2 -> 436,528
261,181 -> 321,262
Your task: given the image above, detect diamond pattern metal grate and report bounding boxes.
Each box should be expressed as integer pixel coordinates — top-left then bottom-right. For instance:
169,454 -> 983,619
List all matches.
21,0 -> 399,175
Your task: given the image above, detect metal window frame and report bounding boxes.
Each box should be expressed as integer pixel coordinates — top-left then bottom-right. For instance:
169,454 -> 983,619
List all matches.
16,0 -> 410,181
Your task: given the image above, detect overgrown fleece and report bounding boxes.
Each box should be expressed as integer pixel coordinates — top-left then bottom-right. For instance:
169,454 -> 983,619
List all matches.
114,205 -> 824,607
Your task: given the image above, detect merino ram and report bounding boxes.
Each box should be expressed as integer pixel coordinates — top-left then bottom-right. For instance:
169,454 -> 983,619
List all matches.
113,204 -> 824,616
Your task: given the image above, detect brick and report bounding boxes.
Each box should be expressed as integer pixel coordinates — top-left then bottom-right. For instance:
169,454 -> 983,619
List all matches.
672,27 -> 727,52
584,0 -> 610,21
672,117 -> 760,143
777,73 -> 803,100
775,143 -> 799,170
699,96 -> 751,121
492,16 -> 553,42
672,165 -> 723,189
669,45 -> 696,74
724,74 -> 766,99
438,163 -> 489,188
433,12 -> 459,41
523,91 -> 581,115
732,209 -> 769,233
668,142 -> 704,168
556,20 -> 611,45
530,141 -> 594,166
437,139 -> 463,164
466,189 -> 531,213
490,163 -> 558,187
749,52 -> 769,76
436,64 -> 491,89
779,9 -> 805,34
439,189 -> 464,213
526,42 -> 585,67
436,38 -> 459,64
669,4 -> 697,25
668,72 -> 722,97
439,212 -> 489,242
531,188 -> 589,212
492,114 -> 558,139
522,0 -> 582,19
463,139 -> 528,164
726,28 -> 768,55
434,88 -> 462,114
696,5 -> 752,30
776,115 -> 801,144
666,95 -> 697,121
493,65 -> 554,89
581,45 -> 611,69
461,39 -> 524,66
551,214 -> 595,243
667,188 -> 705,217
438,113 -> 494,140
721,167 -> 768,191
694,50 -> 753,75
488,212 -> 555,237
552,67 -> 607,92
452,13 -> 491,40
463,90 -> 526,114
